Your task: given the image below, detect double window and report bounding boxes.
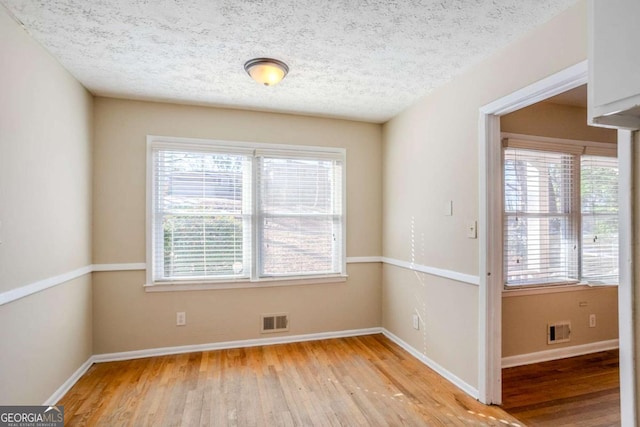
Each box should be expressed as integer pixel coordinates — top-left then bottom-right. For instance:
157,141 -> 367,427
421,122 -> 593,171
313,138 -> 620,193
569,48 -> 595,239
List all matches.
503,136 -> 618,288
147,137 -> 346,286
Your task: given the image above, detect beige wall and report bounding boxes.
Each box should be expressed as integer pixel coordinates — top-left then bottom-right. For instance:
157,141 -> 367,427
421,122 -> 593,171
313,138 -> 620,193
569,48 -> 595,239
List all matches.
0,8 -> 93,404
503,288 -> 618,357
382,2 -> 589,388
0,277 -> 92,404
92,97 -> 382,353
501,101 -> 618,357
382,266 -> 479,384
501,101 -> 617,143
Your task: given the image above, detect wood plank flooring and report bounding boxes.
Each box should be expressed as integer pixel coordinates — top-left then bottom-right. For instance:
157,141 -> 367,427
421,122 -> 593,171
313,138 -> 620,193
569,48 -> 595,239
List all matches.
502,349 -> 620,427
59,334 -> 521,426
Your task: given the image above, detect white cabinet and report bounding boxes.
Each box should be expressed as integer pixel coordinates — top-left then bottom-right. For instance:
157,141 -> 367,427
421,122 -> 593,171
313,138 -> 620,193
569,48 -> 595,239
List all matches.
588,0 -> 640,130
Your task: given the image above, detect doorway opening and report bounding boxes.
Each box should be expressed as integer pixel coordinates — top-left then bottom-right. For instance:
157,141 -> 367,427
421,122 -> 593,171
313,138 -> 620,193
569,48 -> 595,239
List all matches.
478,60 -> 635,425
498,84 -> 620,425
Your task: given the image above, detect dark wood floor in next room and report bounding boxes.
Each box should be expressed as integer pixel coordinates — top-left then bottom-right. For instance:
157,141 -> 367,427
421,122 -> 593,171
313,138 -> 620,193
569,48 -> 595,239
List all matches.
502,349 -> 620,427
59,334 -> 522,426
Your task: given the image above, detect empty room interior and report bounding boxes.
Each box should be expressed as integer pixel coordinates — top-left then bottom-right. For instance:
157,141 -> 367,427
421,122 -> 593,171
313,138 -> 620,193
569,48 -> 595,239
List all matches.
1,1 -> 639,426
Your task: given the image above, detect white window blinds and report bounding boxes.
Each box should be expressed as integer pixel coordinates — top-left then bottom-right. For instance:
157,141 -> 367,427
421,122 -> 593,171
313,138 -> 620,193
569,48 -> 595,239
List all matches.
581,155 -> 619,284
503,148 -> 578,286
503,137 -> 619,288
152,148 -> 252,282
257,154 -> 344,277
148,138 -> 346,285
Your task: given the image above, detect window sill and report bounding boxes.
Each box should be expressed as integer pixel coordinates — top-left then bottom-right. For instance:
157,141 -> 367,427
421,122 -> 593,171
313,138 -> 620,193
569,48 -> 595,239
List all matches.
144,275 -> 348,293
502,282 -> 618,297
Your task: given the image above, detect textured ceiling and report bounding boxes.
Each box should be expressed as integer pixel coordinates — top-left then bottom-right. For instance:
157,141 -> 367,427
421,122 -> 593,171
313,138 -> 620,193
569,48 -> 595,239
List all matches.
2,0 -> 578,123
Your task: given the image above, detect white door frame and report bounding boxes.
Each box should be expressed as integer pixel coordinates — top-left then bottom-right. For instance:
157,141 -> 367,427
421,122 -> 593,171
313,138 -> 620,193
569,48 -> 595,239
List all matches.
477,59 -> 636,426
616,129 -> 637,426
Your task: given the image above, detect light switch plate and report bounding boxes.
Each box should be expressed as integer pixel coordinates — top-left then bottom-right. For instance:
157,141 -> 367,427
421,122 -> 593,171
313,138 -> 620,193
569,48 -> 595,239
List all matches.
444,201 -> 453,216
467,220 -> 477,239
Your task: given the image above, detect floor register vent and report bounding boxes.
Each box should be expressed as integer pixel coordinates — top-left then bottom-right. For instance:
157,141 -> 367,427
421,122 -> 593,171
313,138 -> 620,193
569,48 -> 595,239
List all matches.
261,313 -> 289,333
547,321 -> 571,344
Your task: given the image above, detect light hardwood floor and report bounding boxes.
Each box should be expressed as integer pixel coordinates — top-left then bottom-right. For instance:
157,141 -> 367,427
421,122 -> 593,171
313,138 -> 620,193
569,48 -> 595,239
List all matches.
502,349 -> 620,427
59,334 -> 522,426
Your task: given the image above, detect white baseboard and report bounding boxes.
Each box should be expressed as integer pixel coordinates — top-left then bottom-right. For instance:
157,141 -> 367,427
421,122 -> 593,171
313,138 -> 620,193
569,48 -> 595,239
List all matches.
501,339 -> 619,368
381,328 -> 479,400
43,356 -> 94,405
93,327 -> 383,363
47,327 -> 484,406
47,328 -> 382,403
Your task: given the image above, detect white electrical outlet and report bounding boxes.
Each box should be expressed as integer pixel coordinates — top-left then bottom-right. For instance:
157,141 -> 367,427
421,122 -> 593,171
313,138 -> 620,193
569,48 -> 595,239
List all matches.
589,314 -> 596,328
412,313 -> 420,330
176,312 -> 186,326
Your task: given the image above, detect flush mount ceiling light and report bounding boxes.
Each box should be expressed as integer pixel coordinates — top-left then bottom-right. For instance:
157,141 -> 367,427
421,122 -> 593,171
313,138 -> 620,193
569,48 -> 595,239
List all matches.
244,58 -> 289,86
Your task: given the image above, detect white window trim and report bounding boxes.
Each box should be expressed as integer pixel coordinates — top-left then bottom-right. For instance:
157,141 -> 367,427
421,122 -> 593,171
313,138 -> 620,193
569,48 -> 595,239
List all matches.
501,132 -> 618,290
502,283 -> 613,298
144,275 -> 348,293
501,132 -> 617,156
145,135 -> 347,289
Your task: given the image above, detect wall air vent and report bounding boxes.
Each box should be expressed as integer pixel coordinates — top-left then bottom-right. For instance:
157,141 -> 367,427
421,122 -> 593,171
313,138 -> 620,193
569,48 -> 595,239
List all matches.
261,313 -> 289,334
548,321 -> 571,344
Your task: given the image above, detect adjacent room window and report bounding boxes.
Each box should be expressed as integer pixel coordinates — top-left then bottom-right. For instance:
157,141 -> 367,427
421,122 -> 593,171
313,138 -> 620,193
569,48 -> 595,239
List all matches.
148,137 -> 345,286
580,155 -> 619,283
503,136 -> 618,288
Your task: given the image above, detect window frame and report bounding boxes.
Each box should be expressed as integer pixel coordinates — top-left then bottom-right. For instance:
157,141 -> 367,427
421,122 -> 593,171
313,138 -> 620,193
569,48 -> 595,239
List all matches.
580,154 -> 620,284
145,135 -> 347,290
501,133 -> 618,290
